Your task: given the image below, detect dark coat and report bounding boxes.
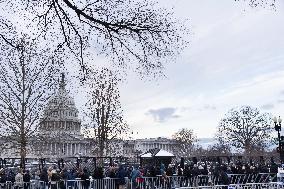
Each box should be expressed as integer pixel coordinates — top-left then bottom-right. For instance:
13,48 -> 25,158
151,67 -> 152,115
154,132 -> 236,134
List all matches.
116,166 -> 127,185
40,170 -> 49,183
93,167 -> 104,179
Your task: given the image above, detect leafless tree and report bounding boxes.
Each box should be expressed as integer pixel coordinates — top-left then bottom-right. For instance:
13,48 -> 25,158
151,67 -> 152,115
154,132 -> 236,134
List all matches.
83,68 -> 129,160
205,143 -> 232,157
216,106 -> 273,155
0,34 -> 61,167
235,0 -> 276,9
172,128 -> 197,158
0,0 -> 188,77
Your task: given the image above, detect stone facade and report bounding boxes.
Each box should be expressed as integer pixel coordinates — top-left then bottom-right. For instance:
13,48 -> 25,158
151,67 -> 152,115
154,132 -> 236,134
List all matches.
134,137 -> 178,154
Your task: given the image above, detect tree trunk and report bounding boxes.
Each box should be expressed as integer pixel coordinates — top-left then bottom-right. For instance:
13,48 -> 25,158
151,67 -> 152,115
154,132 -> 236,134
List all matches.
97,138 -> 105,166
20,48 -> 26,169
244,142 -> 251,156
20,133 -> 26,169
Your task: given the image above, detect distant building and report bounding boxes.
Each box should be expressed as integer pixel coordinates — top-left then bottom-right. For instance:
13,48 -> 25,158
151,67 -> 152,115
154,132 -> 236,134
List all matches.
134,137 -> 178,154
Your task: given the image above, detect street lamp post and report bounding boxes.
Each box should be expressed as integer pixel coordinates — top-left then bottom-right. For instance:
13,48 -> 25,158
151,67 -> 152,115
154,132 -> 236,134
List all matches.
273,116 -> 283,164
76,153 -> 81,168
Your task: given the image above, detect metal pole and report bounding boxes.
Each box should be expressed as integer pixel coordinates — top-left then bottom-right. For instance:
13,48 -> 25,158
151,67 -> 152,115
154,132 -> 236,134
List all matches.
280,135 -> 284,164
278,129 -> 281,163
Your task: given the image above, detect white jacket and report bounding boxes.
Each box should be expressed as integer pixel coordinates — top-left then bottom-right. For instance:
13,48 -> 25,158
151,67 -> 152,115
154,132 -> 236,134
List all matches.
14,173 -> 23,187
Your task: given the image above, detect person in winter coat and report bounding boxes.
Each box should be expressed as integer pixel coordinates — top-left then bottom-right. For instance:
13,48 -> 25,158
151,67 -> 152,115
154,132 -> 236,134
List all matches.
14,169 -> 23,189
116,165 -> 127,189
50,169 -> 61,189
0,168 -> 6,188
40,168 -> 49,189
93,167 -> 104,189
23,170 -> 31,189
64,169 -> 76,189
6,170 -> 16,183
93,167 -> 104,179
80,168 -> 90,189
130,166 -> 141,189
218,165 -> 230,186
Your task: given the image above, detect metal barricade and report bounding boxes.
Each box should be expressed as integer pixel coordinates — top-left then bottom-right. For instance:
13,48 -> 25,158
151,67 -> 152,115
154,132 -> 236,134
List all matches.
177,183 -> 284,189
0,174 -> 279,189
91,178 -> 117,189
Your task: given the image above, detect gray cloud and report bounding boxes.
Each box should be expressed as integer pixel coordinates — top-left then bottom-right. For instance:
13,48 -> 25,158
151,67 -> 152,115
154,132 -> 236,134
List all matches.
146,107 -> 180,123
278,99 -> 284,103
197,104 -> 217,111
261,103 -> 274,110
280,91 -> 284,95
203,104 -> 217,110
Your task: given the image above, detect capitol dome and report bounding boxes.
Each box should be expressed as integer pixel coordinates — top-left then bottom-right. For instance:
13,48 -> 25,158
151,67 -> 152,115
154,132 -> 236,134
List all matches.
39,73 -> 82,140
43,74 -> 79,122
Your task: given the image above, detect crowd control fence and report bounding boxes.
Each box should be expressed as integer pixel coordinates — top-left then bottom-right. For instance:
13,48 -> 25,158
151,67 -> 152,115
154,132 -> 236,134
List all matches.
0,173 -> 279,189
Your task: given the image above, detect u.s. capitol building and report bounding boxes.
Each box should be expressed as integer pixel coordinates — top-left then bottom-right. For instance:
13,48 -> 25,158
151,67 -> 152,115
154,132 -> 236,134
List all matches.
0,75 -> 177,160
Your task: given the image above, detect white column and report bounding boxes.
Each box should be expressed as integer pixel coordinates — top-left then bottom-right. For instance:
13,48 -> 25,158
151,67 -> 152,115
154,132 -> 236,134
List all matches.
50,143 -> 53,155
65,143 -> 67,155
67,143 -> 70,156
68,143 -> 70,156
52,143 -> 54,155
55,143 -> 57,155
72,143 -> 74,155
66,143 -> 68,156
49,142 -> 51,154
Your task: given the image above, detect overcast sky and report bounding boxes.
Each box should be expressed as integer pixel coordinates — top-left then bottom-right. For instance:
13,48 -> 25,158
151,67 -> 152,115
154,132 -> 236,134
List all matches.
94,0 -> 284,139
1,0 -> 283,140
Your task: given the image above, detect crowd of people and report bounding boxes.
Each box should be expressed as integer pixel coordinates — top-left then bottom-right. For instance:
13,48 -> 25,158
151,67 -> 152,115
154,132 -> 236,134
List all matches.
0,159 -> 279,189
